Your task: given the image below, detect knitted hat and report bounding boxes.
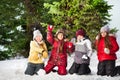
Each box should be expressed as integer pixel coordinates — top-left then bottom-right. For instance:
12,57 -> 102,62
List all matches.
100,25 -> 110,33
33,30 -> 43,40
55,29 -> 65,37
76,29 -> 86,37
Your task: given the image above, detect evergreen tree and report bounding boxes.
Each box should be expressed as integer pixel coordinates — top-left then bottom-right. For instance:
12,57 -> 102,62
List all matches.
0,0 -> 52,60
0,0 -> 115,60
44,0 -> 112,40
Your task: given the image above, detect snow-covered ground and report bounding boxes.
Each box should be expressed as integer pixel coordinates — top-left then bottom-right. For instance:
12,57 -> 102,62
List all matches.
0,50 -> 120,80
0,0 -> 120,80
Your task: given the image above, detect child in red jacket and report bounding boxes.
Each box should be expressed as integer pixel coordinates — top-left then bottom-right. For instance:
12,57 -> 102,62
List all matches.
44,25 -> 74,75
95,25 -> 119,77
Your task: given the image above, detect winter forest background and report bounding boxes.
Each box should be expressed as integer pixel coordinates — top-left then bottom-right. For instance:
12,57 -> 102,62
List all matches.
0,0 -> 119,60
0,0 -> 120,80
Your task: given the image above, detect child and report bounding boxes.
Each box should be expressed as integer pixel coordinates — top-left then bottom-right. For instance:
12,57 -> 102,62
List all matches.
44,25 -> 74,75
69,28 -> 93,75
95,25 -> 119,76
25,30 -> 48,76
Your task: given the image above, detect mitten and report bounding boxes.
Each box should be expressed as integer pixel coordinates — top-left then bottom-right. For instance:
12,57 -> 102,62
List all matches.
67,42 -> 75,53
68,42 -> 73,48
47,24 -> 53,31
82,55 -> 88,60
104,48 -> 110,54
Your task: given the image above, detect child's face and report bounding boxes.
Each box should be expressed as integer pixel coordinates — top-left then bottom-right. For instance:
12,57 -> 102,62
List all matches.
57,33 -> 64,40
77,35 -> 84,41
101,31 -> 107,37
35,36 -> 42,42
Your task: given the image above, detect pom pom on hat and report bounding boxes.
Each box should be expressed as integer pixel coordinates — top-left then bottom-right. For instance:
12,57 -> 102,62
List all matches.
100,25 -> 110,33
76,29 -> 86,37
33,30 -> 43,40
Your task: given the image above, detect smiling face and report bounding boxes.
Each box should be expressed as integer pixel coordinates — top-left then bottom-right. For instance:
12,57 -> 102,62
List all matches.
77,35 -> 84,42
35,35 -> 42,42
57,33 -> 64,40
101,31 -> 107,37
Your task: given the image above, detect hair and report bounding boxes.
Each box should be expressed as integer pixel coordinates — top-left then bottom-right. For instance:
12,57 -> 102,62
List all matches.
54,29 -> 65,53
59,41 -> 64,53
97,32 -> 111,49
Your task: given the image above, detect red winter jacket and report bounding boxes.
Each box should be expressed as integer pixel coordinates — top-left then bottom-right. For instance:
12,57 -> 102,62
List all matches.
95,35 -> 119,62
47,31 -> 74,66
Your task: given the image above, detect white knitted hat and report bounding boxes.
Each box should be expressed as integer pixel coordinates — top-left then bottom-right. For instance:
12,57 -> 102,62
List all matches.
100,25 -> 110,33
33,30 -> 43,40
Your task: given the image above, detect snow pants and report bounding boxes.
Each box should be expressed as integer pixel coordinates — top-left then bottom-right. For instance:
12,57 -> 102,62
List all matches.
44,63 -> 67,75
69,62 -> 91,75
25,62 -> 44,75
97,60 -> 115,76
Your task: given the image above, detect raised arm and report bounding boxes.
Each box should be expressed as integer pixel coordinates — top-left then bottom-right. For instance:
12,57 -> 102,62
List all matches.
47,25 -> 54,45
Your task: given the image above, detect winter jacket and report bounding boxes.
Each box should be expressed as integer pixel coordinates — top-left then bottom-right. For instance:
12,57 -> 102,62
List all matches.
95,34 -> 119,62
47,31 -> 74,66
28,40 -> 48,64
74,38 -> 92,64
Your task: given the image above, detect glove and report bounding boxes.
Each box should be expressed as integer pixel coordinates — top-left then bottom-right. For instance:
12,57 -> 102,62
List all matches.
68,42 -> 73,48
47,24 -> 54,31
82,55 -> 88,60
67,42 -> 75,53
104,48 -> 110,54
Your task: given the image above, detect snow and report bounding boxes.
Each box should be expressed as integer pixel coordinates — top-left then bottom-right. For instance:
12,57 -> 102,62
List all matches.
0,51 -> 120,80
0,0 -> 120,80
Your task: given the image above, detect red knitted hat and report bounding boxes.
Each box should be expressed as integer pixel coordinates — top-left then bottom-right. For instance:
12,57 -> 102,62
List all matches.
76,29 -> 86,37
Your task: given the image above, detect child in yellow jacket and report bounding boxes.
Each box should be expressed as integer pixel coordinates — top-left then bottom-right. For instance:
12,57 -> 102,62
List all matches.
25,30 -> 48,76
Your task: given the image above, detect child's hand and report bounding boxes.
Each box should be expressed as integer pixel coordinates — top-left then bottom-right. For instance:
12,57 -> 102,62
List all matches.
104,48 -> 110,54
67,42 -> 75,53
68,42 -> 73,48
47,24 -> 54,31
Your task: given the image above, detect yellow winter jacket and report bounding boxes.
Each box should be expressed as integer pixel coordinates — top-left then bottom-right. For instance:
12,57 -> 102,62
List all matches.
28,40 -> 48,64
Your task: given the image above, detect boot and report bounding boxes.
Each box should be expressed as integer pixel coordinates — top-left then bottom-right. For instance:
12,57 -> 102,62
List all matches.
111,67 -> 118,77
116,66 -> 120,75
87,67 -> 91,74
